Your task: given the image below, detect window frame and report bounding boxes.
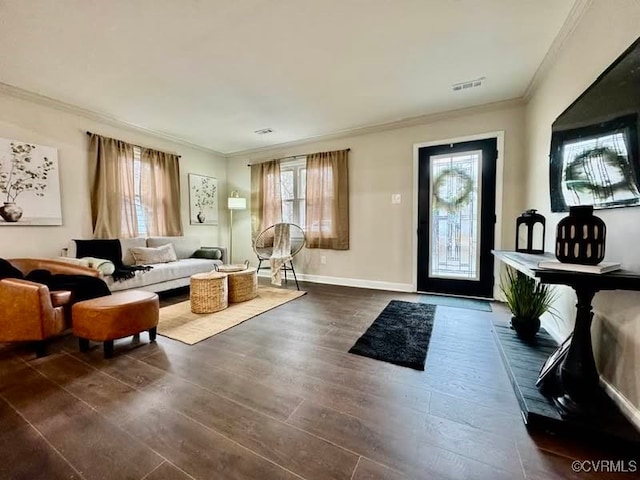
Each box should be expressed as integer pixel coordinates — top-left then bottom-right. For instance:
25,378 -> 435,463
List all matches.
280,157 -> 307,229
131,146 -> 149,237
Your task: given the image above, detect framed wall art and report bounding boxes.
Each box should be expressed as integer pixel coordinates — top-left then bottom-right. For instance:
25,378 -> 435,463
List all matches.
0,137 -> 62,225
188,173 -> 218,225
549,36 -> 640,212
550,115 -> 640,212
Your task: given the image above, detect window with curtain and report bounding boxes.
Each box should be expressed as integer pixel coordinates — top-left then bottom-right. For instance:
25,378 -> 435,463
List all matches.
251,149 -> 349,250
280,158 -> 306,228
131,147 -> 148,236
88,133 -> 182,239
305,149 -> 349,249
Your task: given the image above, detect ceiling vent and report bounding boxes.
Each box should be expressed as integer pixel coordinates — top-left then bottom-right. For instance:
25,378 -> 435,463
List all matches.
254,128 -> 274,135
452,77 -> 485,92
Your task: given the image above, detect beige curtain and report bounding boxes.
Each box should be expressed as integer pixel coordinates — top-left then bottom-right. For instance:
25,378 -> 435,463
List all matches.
305,149 -> 349,249
140,148 -> 183,236
88,134 -> 137,238
89,133 -> 183,239
250,159 -> 282,241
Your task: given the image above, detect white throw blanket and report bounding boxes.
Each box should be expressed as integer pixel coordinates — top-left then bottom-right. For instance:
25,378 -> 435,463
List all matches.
270,223 -> 292,286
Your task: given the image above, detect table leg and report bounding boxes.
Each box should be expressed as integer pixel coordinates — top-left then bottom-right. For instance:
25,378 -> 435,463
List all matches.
103,340 -> 114,359
554,286 -> 601,415
79,338 -> 90,352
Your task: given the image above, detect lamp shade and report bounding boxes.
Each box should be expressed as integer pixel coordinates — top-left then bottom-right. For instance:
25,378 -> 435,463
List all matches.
228,196 -> 246,210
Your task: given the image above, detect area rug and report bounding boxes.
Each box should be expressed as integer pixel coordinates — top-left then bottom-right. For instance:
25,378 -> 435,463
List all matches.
158,287 -> 306,345
416,294 -> 492,312
349,300 -> 436,370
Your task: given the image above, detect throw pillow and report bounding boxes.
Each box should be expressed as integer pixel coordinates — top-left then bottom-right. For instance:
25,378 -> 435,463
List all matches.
57,256 -> 116,275
130,243 -> 178,265
191,247 -> 223,260
88,258 -> 116,276
56,256 -> 92,268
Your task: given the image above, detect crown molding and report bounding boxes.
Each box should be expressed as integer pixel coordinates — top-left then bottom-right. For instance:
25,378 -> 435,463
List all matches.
0,81 -> 225,156
225,97 -> 525,159
523,0 -> 592,101
0,84 -> 525,160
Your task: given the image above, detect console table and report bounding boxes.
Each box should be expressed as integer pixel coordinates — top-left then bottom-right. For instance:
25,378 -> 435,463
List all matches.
494,251 -> 640,414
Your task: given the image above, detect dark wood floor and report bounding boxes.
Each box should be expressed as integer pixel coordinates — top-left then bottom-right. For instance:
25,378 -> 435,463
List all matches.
0,281 -> 635,479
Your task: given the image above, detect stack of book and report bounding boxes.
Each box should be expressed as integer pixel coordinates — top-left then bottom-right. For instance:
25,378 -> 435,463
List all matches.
537,260 -> 621,274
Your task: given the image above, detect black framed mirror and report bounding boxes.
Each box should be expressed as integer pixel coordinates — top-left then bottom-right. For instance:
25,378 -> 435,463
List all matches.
550,36 -> 640,212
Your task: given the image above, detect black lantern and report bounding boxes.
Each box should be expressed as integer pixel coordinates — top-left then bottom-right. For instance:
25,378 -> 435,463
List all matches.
515,209 -> 546,254
555,205 -> 606,264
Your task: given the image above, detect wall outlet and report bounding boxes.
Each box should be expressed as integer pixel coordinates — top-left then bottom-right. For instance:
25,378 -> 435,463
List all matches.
391,193 -> 402,204
320,255 -> 327,265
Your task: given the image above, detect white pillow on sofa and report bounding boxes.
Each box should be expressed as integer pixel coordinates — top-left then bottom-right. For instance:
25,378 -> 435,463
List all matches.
55,256 -> 116,275
130,243 -> 178,265
120,237 -> 147,266
146,236 -> 200,259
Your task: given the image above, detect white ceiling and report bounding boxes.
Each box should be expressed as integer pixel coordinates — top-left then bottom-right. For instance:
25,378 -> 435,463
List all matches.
0,0 -> 576,154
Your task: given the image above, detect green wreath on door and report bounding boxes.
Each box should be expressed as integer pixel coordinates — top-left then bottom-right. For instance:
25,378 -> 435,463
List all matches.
432,168 -> 474,213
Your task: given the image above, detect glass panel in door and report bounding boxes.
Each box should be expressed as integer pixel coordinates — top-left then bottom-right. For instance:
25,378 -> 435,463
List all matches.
429,150 -> 482,280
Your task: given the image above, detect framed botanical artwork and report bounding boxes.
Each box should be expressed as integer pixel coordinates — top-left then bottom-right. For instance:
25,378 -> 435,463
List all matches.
189,173 -> 218,225
0,137 -> 62,225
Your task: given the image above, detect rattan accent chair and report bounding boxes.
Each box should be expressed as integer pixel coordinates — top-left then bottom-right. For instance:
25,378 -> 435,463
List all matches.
252,223 -> 306,290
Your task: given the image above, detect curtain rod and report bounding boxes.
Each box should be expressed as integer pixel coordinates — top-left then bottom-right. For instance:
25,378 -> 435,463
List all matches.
86,131 -> 182,158
246,148 -> 350,167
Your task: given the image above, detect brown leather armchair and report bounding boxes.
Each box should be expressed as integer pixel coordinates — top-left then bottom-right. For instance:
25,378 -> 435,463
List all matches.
0,258 -> 101,356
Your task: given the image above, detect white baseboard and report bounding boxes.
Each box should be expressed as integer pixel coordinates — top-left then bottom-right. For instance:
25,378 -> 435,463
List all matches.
600,377 -> 640,431
256,270 -> 414,293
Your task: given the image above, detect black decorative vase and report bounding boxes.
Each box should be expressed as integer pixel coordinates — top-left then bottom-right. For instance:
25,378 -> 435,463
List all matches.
555,205 -> 606,265
511,316 -> 541,341
197,212 -> 205,223
0,202 -> 23,222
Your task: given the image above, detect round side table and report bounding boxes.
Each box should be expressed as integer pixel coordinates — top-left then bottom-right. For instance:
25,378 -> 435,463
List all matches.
227,267 -> 258,303
190,271 -> 228,313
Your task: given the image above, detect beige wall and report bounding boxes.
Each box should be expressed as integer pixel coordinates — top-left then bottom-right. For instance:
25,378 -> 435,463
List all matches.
227,101 -> 526,291
0,92 -> 226,258
524,0 -> 640,418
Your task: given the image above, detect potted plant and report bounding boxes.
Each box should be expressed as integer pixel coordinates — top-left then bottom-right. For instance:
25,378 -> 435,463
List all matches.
499,266 -> 558,340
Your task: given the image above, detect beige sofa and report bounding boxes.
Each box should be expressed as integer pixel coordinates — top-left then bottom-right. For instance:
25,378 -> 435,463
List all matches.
66,236 -> 226,293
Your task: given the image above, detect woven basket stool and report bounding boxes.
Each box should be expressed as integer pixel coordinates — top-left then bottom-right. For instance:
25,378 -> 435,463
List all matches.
190,271 -> 228,314
227,267 -> 258,303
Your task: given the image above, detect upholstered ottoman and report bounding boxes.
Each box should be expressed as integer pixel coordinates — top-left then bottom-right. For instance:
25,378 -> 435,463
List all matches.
72,290 -> 159,358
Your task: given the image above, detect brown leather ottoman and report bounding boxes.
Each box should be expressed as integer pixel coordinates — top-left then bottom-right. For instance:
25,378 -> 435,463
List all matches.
72,290 -> 159,358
